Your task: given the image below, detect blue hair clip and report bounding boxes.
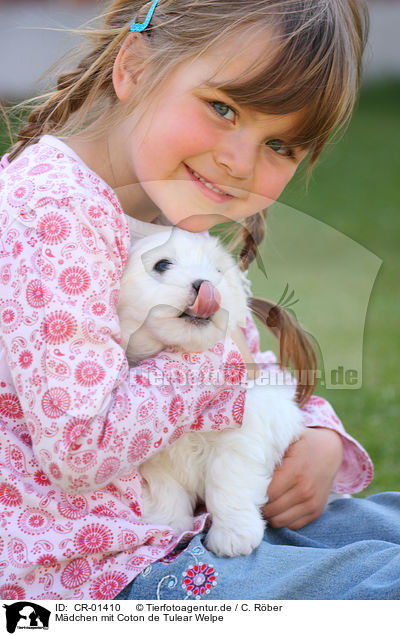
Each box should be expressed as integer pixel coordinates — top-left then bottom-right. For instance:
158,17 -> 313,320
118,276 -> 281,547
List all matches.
130,0 -> 160,33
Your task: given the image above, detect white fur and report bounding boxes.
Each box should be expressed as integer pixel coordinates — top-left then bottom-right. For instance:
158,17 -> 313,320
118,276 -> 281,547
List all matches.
118,227 -> 303,557
118,229 -> 247,364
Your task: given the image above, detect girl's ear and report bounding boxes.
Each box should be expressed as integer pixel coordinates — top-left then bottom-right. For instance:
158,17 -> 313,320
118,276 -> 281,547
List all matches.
112,33 -> 149,102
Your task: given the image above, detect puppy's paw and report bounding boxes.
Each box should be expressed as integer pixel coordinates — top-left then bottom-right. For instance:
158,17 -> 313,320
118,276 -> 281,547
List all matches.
205,517 -> 265,557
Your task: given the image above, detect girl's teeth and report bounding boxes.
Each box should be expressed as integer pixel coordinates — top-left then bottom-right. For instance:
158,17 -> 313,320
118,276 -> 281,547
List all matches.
192,169 -> 227,196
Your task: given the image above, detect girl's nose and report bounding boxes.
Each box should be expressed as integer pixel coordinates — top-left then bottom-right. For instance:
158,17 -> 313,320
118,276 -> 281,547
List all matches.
214,131 -> 256,180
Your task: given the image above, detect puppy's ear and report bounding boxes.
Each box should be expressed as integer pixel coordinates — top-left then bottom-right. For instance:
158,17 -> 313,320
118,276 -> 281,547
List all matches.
248,297 -> 317,407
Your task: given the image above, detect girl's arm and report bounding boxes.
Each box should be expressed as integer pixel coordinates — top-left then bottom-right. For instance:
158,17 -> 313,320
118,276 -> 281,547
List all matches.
3,192 -> 246,495
262,427 -> 344,529
242,312 -> 373,528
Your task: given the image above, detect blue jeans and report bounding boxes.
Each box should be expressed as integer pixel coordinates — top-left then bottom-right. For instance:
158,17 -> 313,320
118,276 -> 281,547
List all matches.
115,493 -> 400,600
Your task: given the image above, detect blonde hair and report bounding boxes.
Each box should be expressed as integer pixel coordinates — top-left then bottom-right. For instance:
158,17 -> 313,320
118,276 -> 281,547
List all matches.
4,0 -> 369,403
6,0 -> 369,264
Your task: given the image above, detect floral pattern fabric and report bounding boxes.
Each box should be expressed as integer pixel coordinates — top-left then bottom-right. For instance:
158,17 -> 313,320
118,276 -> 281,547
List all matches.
0,136 -> 372,600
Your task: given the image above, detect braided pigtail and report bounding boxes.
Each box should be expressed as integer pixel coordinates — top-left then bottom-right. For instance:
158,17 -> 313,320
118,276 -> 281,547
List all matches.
224,212 -> 317,406
224,212 -> 318,405
248,297 -> 317,406
7,0 -> 148,161
8,22 -> 129,161
238,210 -> 267,271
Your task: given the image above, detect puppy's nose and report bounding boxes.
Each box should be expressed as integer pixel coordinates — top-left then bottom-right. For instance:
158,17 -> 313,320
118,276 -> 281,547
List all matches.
192,279 -> 208,294
187,280 -> 221,318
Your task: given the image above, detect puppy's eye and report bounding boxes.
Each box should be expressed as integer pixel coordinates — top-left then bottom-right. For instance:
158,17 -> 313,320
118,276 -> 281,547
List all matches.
153,259 -> 172,273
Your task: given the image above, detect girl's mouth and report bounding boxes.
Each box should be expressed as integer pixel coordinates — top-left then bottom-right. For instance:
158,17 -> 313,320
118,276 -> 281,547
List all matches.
184,165 -> 234,202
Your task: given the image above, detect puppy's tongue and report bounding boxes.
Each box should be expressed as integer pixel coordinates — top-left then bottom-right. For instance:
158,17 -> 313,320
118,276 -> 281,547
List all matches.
186,281 -> 221,319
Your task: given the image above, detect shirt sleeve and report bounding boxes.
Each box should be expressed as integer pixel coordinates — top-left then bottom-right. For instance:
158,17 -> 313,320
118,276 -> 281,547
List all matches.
241,312 -> 374,493
2,194 -> 246,494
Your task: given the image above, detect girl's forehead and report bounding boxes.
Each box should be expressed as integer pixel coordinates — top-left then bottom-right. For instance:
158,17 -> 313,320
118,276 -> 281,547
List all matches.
185,30 -> 274,85
146,28 -> 313,148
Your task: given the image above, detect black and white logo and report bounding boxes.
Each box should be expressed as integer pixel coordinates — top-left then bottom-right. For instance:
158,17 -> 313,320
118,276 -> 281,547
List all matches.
2,602 -> 50,633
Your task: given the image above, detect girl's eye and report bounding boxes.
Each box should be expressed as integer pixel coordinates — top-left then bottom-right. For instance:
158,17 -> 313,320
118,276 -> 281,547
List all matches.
266,139 -> 294,158
153,259 -> 172,273
210,101 -> 236,122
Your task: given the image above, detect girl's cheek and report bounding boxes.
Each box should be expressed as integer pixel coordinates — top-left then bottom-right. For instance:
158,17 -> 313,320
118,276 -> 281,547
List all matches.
173,123 -> 216,156
262,162 -> 298,201
160,104 -> 217,155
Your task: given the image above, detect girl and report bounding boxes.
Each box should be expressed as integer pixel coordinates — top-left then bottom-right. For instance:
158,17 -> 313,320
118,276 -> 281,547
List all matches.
0,0 -> 399,600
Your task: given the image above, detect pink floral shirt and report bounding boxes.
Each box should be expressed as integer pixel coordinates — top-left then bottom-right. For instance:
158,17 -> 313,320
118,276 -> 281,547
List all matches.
0,136 -> 373,600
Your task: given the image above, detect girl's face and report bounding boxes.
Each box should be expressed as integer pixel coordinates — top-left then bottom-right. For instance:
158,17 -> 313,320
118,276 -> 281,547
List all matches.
113,36 -> 309,232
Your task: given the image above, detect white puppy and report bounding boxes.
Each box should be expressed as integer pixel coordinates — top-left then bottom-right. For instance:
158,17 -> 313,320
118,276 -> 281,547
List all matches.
118,228 -> 305,557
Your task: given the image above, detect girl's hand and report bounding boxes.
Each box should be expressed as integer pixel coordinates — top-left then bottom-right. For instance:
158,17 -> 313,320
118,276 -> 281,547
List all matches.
231,327 -> 260,381
262,427 -> 343,530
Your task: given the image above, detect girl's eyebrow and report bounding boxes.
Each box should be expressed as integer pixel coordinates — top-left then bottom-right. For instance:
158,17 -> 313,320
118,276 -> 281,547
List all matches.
196,82 -> 230,96
195,82 -> 247,113
197,83 -> 312,151
197,81 -> 241,99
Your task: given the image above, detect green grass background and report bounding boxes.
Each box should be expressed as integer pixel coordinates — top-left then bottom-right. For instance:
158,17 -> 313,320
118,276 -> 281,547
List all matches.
250,80 -> 400,496
1,80 -> 399,495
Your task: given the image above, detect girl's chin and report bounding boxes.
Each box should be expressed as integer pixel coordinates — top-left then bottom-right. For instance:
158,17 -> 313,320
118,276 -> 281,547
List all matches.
171,213 -> 231,233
